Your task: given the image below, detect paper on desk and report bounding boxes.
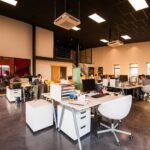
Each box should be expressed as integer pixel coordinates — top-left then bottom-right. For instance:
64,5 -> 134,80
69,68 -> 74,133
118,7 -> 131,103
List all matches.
69,100 -> 88,106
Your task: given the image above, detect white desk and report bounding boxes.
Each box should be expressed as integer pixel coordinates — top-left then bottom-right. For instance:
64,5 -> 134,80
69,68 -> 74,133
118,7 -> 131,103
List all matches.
114,84 -> 142,90
6,87 -> 22,102
41,92 -> 57,129
110,84 -> 142,95
41,93 -> 51,101
26,99 -> 53,132
42,92 -> 124,150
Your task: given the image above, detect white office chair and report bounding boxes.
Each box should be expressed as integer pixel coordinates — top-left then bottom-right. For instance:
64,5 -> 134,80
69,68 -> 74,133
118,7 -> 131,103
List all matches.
103,79 -> 108,87
97,95 -> 132,145
141,85 -> 150,102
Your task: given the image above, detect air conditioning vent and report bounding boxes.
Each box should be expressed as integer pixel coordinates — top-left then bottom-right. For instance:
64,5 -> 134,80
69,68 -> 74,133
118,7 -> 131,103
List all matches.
54,12 -> 81,30
107,40 -> 124,47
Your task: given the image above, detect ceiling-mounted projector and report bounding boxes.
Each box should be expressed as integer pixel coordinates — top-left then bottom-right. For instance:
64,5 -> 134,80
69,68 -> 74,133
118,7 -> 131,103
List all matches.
107,40 -> 124,47
54,12 -> 81,30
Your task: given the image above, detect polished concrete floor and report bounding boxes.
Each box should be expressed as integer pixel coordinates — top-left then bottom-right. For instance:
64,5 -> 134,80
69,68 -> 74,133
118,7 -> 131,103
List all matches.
0,96 -> 150,150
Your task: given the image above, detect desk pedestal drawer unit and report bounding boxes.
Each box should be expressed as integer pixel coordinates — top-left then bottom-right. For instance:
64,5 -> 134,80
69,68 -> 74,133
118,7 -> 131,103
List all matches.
57,105 -> 91,140
6,87 -> 22,102
26,100 -> 53,132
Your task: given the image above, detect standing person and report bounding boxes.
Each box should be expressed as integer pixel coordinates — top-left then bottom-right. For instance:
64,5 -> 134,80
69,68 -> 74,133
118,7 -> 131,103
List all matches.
32,74 -> 42,85
32,74 -> 43,99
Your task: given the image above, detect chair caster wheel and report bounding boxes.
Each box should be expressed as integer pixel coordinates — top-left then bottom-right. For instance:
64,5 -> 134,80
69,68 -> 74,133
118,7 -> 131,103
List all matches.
116,142 -> 120,146
129,135 -> 133,140
117,124 -> 120,129
99,126 -> 104,129
114,141 -> 120,146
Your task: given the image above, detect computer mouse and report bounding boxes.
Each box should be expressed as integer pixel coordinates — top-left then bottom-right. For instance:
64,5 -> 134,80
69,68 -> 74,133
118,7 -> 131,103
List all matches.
105,93 -> 110,95
114,93 -> 118,96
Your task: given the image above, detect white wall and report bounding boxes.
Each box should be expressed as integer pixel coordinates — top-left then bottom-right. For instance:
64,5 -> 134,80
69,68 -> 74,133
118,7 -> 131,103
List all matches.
36,27 -> 54,58
93,41 -> 150,75
36,60 -> 73,80
0,15 -> 32,59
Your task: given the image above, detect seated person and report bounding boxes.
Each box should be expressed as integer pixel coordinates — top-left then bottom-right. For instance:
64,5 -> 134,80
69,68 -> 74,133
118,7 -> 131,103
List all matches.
43,80 -> 49,93
139,74 -> 150,85
137,74 -> 150,100
10,75 -> 21,89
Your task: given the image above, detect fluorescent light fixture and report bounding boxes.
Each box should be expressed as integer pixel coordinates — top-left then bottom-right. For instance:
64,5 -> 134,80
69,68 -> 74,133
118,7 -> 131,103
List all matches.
128,0 -> 149,11
100,39 -> 109,43
121,35 -> 131,40
88,13 -> 106,23
0,0 -> 17,6
72,26 -> 80,31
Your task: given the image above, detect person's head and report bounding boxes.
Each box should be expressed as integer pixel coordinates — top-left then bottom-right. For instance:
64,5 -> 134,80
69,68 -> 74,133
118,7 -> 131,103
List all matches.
139,74 -> 145,80
37,74 -> 42,80
138,75 -> 142,80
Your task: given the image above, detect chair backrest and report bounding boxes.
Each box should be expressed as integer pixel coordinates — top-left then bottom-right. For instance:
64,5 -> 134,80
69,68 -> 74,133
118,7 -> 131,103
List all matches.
98,95 -> 132,120
103,79 -> 108,86
142,85 -> 150,93
32,85 -> 39,99
109,79 -> 116,87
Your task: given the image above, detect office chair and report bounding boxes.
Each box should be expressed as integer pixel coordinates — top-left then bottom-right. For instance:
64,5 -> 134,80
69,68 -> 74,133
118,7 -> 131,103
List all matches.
97,95 -> 132,146
141,85 -> 150,102
32,85 -> 39,100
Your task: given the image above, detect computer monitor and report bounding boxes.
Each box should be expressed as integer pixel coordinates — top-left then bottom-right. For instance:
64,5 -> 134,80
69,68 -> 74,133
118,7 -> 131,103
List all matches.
146,75 -> 150,79
129,76 -> 137,83
32,76 -> 37,83
119,75 -> 128,82
82,79 -> 95,92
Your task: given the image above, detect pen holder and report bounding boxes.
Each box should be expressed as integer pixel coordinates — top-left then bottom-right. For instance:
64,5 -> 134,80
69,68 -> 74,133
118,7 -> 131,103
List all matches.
69,93 -> 75,102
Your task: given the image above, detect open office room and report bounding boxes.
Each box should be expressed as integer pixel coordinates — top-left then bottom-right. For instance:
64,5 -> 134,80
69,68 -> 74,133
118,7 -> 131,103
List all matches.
0,0 -> 150,150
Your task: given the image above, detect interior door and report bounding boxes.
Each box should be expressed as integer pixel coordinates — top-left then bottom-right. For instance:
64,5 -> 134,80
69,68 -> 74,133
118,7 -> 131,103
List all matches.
51,66 -> 60,82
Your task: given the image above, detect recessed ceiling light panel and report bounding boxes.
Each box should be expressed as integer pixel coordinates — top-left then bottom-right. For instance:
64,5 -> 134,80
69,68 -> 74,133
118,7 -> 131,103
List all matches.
72,26 -> 80,31
88,13 -> 106,23
121,35 -> 131,40
0,0 -> 17,6
100,39 -> 108,43
128,0 -> 149,11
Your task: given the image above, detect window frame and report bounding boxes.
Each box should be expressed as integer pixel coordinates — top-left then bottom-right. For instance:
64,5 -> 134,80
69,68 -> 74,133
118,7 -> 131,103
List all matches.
114,64 -> 120,77
146,62 -> 150,75
129,63 -> 138,77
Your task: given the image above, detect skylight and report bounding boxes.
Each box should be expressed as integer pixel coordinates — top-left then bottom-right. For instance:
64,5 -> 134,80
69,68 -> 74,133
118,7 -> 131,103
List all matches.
128,0 -> 149,11
88,13 -> 106,23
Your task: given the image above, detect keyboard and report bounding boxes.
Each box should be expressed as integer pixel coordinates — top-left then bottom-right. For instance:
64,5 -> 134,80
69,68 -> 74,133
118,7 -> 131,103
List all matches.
91,94 -> 105,98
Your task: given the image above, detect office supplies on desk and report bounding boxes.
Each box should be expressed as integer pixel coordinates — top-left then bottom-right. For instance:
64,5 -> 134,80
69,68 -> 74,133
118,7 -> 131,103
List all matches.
91,93 -> 109,98
77,94 -> 86,101
69,100 -> 88,106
